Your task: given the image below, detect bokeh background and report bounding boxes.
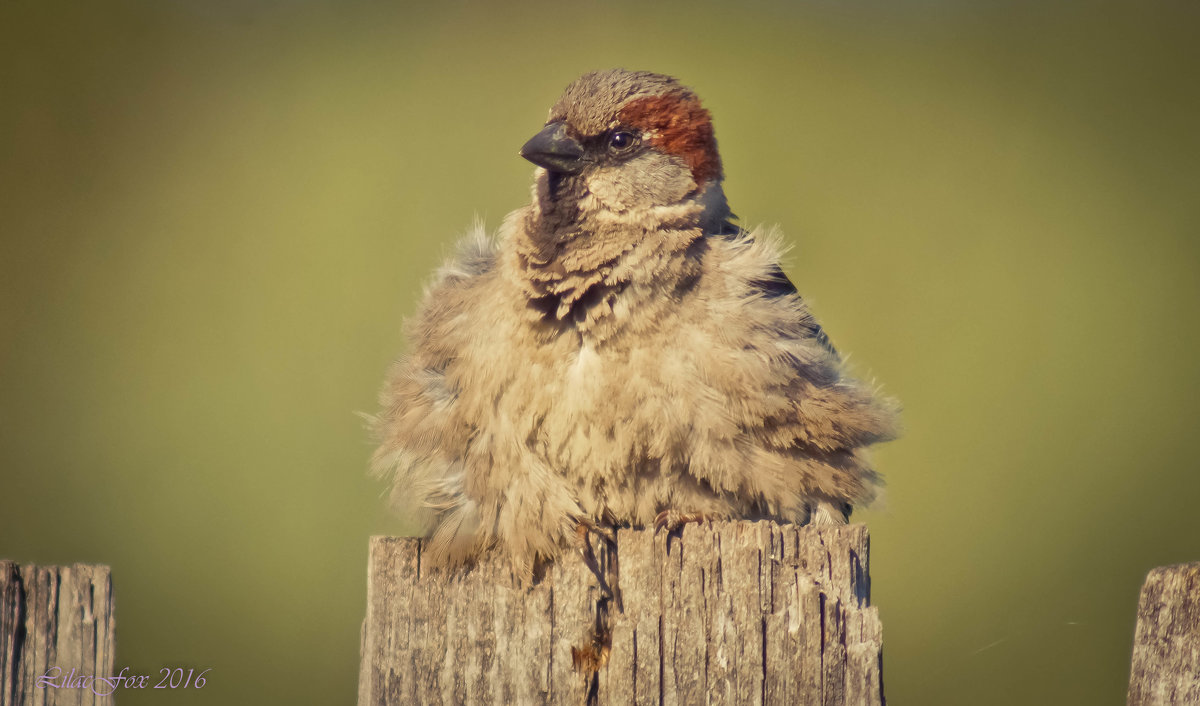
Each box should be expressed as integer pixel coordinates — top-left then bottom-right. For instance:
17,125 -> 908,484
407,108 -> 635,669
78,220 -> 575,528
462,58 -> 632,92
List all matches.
2,0 -> 1198,703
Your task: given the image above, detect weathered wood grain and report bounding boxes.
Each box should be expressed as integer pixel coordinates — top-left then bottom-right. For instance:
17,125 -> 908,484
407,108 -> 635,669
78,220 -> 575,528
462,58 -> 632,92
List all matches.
0,562 -> 115,706
1128,562 -> 1200,706
358,521 -> 884,705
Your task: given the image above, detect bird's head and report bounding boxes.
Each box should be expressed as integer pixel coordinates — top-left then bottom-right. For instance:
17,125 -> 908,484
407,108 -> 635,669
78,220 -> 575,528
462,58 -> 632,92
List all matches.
520,69 -> 729,233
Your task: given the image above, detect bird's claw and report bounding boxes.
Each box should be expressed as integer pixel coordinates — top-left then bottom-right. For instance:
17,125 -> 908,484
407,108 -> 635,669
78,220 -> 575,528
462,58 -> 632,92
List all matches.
653,510 -> 710,534
575,518 -> 617,548
574,518 -> 621,608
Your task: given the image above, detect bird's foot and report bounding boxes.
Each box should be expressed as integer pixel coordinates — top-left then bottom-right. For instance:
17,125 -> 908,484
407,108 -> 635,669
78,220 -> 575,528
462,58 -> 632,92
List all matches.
574,517 -> 617,548
574,518 -> 621,608
653,510 -> 712,534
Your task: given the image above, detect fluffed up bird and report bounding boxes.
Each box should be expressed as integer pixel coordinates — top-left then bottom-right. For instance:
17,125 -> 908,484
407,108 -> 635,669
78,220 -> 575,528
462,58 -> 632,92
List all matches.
371,69 -> 899,575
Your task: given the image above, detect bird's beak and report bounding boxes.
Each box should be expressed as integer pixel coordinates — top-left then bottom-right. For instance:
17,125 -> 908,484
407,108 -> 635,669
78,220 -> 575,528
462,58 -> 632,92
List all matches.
520,122 -> 586,174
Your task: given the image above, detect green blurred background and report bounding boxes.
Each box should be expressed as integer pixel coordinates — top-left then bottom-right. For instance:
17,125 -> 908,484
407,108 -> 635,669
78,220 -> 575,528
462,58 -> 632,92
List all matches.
2,0 -> 1197,703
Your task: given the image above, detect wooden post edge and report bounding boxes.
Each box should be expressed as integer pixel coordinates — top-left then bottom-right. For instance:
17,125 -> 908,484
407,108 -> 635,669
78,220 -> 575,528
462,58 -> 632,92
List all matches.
1128,562 -> 1200,706
1,561 -> 115,706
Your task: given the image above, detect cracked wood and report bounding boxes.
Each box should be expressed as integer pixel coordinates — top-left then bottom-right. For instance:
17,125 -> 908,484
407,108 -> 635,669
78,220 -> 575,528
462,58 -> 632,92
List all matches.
358,521 -> 884,705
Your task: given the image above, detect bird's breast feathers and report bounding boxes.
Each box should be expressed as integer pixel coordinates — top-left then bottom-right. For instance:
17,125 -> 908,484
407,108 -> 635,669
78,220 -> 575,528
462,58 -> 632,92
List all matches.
425,226 -> 838,463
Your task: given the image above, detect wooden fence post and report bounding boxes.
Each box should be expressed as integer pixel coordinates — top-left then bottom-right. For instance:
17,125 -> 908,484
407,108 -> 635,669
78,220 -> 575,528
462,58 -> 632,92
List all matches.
1127,562 -> 1200,706
358,521 -> 884,705
0,562 -> 115,706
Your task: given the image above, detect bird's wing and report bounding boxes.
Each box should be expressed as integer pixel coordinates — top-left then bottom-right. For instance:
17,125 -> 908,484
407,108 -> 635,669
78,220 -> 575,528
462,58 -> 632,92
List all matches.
748,262 -> 838,356
713,223 -> 837,356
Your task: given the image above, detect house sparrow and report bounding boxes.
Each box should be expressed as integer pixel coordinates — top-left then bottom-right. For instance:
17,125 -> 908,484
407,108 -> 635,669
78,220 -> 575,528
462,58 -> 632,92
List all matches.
372,69 -> 899,574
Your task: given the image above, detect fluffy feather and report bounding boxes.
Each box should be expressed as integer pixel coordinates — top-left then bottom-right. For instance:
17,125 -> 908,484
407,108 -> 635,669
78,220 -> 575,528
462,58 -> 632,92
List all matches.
371,69 -> 899,574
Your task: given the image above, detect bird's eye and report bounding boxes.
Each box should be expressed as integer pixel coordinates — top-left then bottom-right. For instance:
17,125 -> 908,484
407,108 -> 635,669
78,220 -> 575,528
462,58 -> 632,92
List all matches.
608,130 -> 637,154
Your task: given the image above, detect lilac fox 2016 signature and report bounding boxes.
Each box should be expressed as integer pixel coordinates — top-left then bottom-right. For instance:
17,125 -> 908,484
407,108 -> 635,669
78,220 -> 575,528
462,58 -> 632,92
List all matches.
37,666 -> 211,695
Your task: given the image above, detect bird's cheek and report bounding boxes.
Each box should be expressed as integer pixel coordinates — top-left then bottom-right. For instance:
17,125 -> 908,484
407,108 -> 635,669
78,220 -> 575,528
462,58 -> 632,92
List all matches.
585,153 -> 695,212
584,167 -> 634,211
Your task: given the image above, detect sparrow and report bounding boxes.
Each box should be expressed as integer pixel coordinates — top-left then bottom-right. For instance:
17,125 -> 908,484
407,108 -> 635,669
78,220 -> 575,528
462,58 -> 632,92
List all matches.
371,69 -> 899,574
